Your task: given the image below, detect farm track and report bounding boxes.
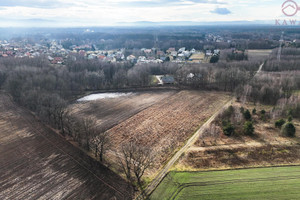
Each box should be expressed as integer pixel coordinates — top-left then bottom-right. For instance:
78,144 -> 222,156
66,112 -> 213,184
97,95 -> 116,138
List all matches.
146,63 -> 265,199
0,93 -> 132,200
143,99 -> 233,197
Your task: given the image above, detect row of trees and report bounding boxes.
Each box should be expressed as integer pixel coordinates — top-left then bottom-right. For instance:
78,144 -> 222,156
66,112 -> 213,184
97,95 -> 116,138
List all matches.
236,72 -> 300,105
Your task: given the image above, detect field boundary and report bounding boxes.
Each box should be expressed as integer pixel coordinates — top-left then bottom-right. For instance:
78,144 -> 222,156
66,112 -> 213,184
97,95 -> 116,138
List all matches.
139,98 -> 233,199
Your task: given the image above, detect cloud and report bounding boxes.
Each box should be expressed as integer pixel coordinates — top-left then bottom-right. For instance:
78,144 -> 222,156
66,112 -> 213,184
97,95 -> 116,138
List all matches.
189,0 -> 227,4
0,0 -> 72,9
210,7 -> 231,15
116,0 -> 227,7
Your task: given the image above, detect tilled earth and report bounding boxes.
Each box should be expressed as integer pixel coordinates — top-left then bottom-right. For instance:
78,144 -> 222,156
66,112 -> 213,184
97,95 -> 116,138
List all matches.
0,93 -> 132,200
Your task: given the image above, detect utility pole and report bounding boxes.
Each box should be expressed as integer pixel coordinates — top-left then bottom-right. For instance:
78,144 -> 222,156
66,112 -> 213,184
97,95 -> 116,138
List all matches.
277,31 -> 284,61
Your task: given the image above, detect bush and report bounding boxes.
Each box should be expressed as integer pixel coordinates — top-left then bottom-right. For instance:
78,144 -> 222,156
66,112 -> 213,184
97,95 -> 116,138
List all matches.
281,122 -> 296,137
252,108 -> 256,115
288,115 -> 293,122
243,109 -> 252,121
260,109 -> 266,121
240,107 -> 245,113
222,121 -> 235,136
210,55 -> 219,63
221,106 -> 234,120
244,121 -> 254,135
275,119 -> 286,128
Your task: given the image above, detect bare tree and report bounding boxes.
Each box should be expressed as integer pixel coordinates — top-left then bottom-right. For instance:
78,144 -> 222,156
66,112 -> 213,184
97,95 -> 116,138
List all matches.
81,118 -> 96,151
92,132 -> 110,162
117,142 -> 154,195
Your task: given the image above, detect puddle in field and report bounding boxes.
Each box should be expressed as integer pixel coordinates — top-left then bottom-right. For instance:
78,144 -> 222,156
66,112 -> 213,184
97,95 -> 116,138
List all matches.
77,92 -> 134,102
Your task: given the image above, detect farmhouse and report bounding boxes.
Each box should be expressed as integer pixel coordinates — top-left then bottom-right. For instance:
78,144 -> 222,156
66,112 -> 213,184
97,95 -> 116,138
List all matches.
155,75 -> 175,85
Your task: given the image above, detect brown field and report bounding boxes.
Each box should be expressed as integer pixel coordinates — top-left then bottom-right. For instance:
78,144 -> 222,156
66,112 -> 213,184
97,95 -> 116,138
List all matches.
175,102 -> 300,171
0,93 -> 132,200
247,49 -> 272,61
69,91 -> 176,132
103,91 -> 231,175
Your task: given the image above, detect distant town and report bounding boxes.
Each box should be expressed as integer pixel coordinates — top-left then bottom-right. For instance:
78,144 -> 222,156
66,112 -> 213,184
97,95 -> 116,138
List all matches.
0,33 -> 226,65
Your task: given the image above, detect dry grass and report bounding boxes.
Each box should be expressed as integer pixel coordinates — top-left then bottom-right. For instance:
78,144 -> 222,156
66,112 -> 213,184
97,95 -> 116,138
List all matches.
69,91 -> 175,132
104,91 -> 230,176
175,101 -> 300,171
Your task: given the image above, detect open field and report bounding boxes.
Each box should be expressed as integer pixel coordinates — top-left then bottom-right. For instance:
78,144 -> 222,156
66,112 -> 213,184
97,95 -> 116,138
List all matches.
105,91 -> 230,174
247,49 -> 272,61
150,166 -> 300,200
174,101 -> 300,171
69,90 -> 176,132
0,93 -> 131,200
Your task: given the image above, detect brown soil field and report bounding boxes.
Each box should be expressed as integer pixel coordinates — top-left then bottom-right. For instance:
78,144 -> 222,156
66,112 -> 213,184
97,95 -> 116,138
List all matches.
175,102 -> 300,171
105,91 -> 230,174
69,91 -> 176,132
0,93 -> 132,200
247,49 -> 272,61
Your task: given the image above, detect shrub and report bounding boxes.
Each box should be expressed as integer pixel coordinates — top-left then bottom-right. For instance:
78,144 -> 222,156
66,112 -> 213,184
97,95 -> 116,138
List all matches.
240,107 -> 244,113
243,109 -> 252,121
252,108 -> 256,115
221,106 -> 234,120
222,121 -> 235,136
281,122 -> 296,137
288,115 -> 293,122
260,109 -> 266,121
275,119 -> 286,128
244,121 -> 254,135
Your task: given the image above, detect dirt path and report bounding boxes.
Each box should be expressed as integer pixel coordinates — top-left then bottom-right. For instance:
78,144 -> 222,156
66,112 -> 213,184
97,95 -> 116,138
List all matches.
188,141 -> 295,152
142,63 -> 266,198
142,99 -> 233,198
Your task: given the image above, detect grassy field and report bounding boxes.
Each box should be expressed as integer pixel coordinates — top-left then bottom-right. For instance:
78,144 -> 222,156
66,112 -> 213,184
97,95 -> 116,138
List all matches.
150,166 -> 300,200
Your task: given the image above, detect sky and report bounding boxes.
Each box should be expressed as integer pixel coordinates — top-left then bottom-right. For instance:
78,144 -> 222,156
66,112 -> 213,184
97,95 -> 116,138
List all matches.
0,0 -> 293,27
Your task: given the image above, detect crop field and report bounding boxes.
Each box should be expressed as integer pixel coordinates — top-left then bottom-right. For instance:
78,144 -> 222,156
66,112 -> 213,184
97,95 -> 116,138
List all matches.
106,91 -> 230,171
0,93 -> 131,200
247,49 -> 272,61
70,90 -> 230,175
70,90 -> 176,132
150,166 -> 300,200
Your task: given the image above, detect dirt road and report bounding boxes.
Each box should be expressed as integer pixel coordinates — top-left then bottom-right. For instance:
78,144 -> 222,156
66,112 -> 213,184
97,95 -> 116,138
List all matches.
142,99 -> 233,197
143,63 -> 265,198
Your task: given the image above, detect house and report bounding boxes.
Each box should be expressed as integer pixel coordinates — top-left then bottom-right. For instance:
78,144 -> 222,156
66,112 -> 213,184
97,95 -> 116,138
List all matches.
171,51 -> 177,57
156,75 -> 175,85
126,55 -> 136,63
157,51 -> 164,56
206,50 -> 212,56
144,49 -> 152,54
51,57 -> 64,64
214,49 -> 220,55
167,48 -> 175,53
98,55 -> 106,60
178,47 -> 185,53
161,75 -> 175,84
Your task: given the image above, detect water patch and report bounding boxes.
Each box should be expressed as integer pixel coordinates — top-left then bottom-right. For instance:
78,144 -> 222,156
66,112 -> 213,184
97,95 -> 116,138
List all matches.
77,92 -> 133,102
